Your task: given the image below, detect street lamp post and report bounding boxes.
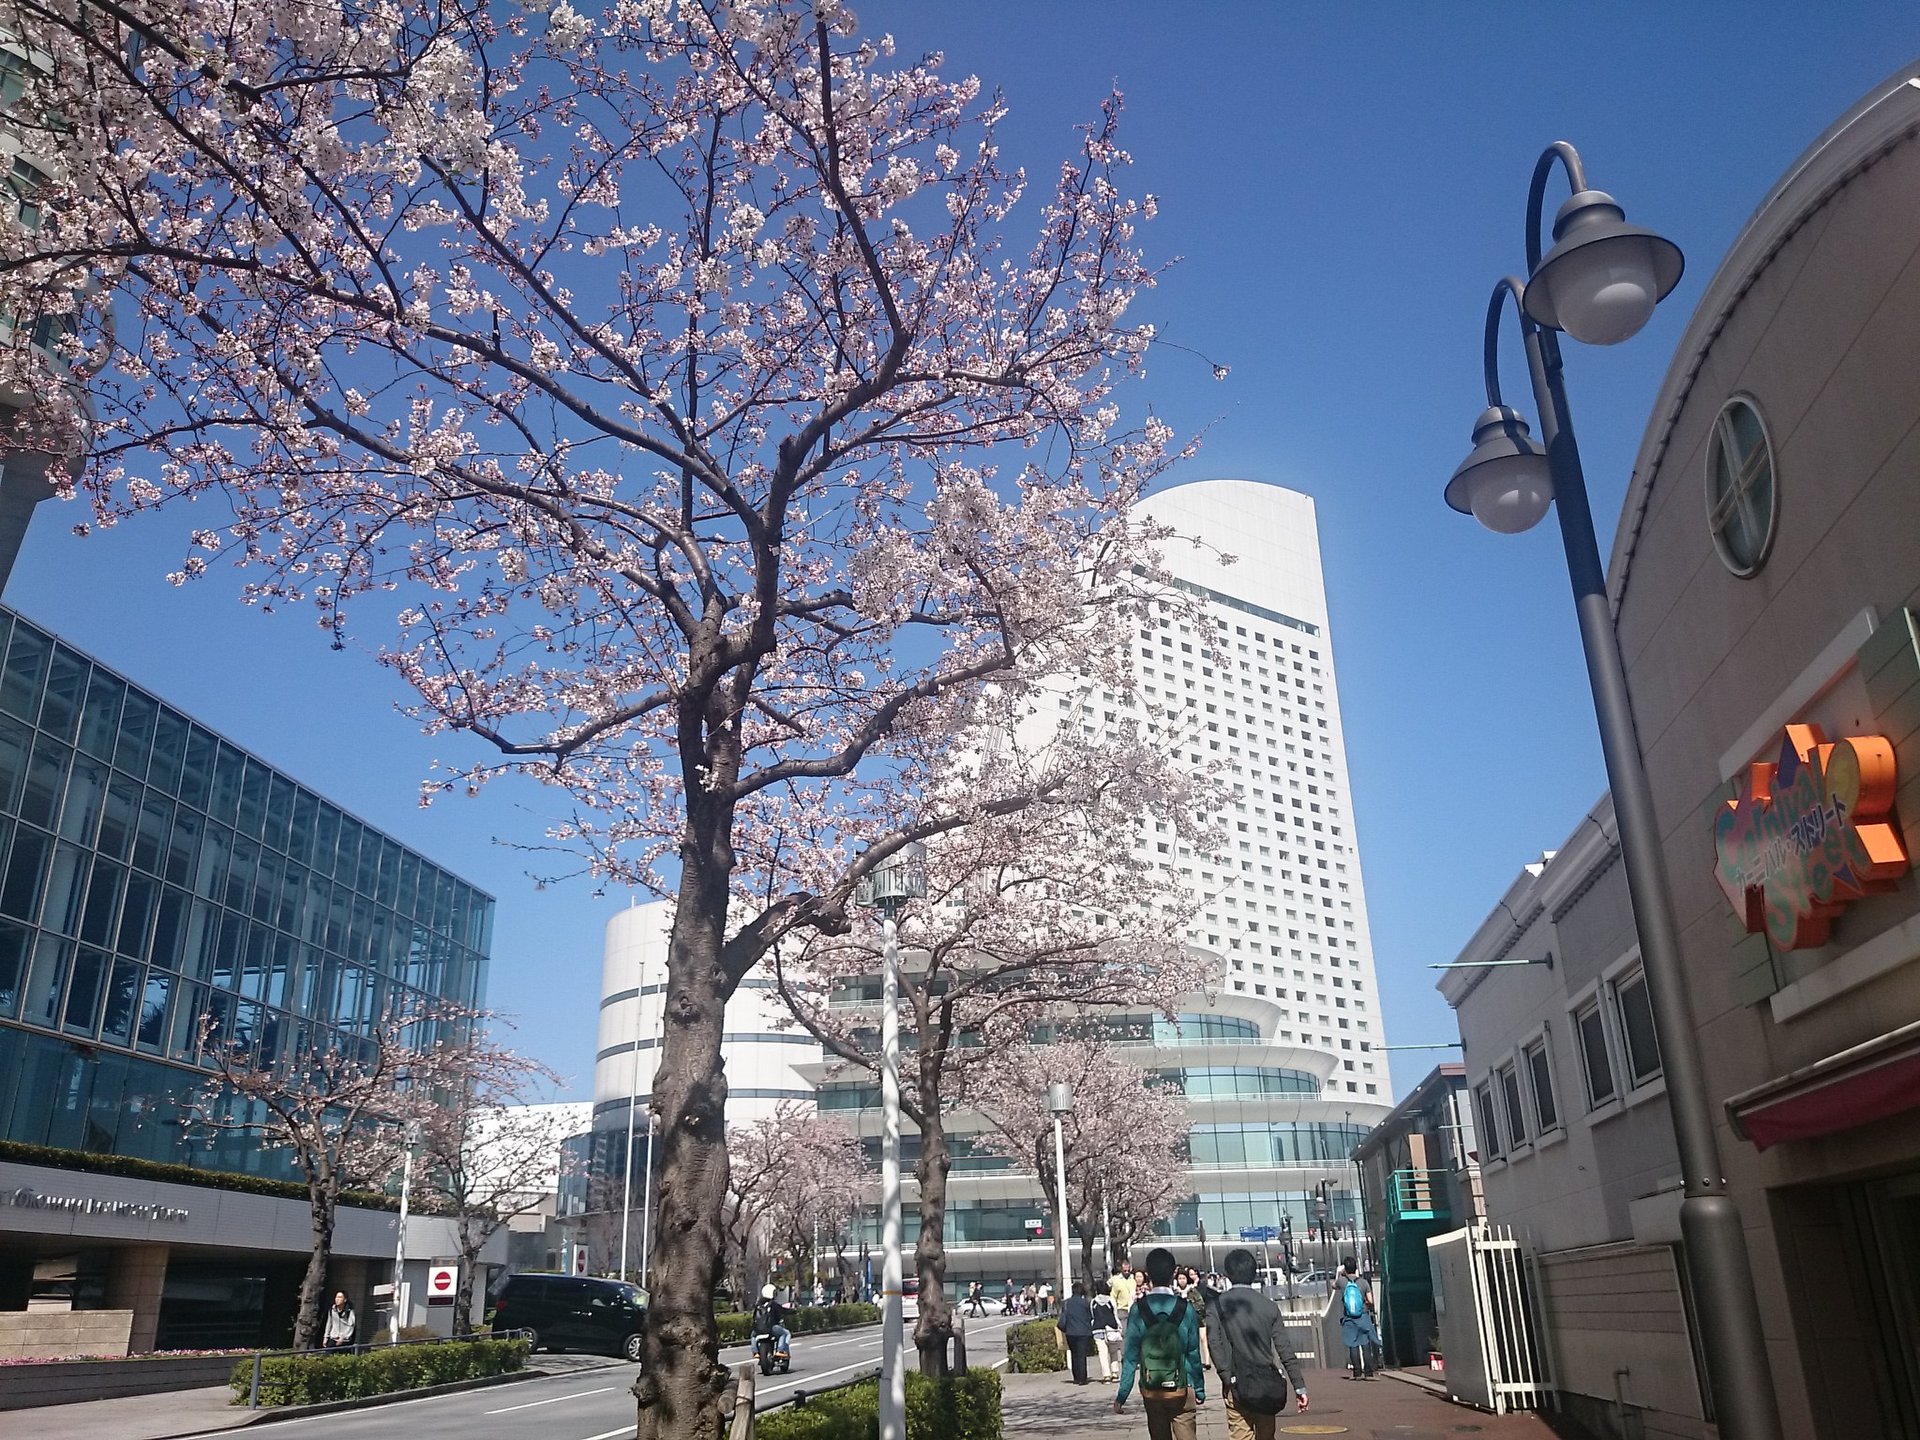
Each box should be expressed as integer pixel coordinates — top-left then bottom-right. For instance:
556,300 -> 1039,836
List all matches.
856,842 -> 928,1440
1445,140 -> 1782,1440
389,1121 -> 421,1344
638,1111 -> 658,1293
620,942 -> 650,1283
1047,1083 -> 1074,1306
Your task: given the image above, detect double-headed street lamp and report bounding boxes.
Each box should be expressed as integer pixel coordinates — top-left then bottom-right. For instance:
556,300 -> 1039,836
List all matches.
856,842 -> 928,1440
1445,140 -> 1781,1440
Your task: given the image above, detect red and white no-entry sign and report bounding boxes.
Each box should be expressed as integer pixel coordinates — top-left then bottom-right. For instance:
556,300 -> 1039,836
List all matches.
427,1265 -> 458,1304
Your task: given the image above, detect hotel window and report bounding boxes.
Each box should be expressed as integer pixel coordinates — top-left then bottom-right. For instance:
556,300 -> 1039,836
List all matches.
1705,395 -> 1777,576
1524,1033 -> 1559,1133
1498,1061 -> 1528,1148
1610,964 -> 1663,1088
1575,999 -> 1616,1109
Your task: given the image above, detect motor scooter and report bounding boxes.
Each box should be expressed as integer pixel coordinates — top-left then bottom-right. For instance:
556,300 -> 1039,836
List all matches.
752,1325 -> 791,1375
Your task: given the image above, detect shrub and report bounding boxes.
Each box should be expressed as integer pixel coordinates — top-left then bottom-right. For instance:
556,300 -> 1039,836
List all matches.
229,1337 -> 529,1406
1005,1319 -> 1064,1374
757,1369 -> 1001,1440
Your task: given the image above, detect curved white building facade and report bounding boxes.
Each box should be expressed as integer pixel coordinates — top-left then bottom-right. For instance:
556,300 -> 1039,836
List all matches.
591,899 -> 820,1138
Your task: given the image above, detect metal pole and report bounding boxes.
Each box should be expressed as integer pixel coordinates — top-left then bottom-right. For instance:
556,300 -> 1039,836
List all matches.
639,1113 -> 657,1291
879,908 -> 906,1440
390,1141 -> 414,1344
620,949 -> 645,1281
1051,1112 -> 1072,1304
1101,1191 -> 1113,1277
1518,317 -> 1784,1440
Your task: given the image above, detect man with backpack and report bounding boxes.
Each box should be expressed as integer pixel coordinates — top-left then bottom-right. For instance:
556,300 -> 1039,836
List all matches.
1112,1247 -> 1205,1439
1337,1256 -> 1381,1380
1207,1249 -> 1308,1439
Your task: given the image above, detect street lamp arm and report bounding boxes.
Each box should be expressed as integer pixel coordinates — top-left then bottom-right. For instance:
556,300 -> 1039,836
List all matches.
1525,140 -> 1590,272
1481,276 -> 1532,409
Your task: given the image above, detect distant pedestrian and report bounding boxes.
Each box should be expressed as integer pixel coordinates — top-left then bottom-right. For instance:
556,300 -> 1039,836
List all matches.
1058,1280 -> 1096,1384
321,1292 -> 356,1350
1208,1248 -> 1308,1438
1091,1289 -> 1121,1381
1110,1258 -> 1137,1330
1113,1247 -> 1205,1440
1337,1256 -> 1381,1380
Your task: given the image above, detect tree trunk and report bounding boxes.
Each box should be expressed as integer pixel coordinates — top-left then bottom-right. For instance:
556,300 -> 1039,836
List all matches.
1079,1221 -> 1099,1293
631,812 -> 736,1440
454,1221 -> 484,1337
912,1106 -> 953,1376
294,1179 -> 337,1351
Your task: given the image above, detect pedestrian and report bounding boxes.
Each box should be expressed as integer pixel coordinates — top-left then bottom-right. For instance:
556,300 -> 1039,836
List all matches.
963,1280 -> 986,1317
1058,1279 -> 1096,1384
1113,1247 -> 1205,1440
1110,1257 -> 1137,1331
1207,1248 -> 1309,1439
1091,1286 -> 1121,1382
1337,1256 -> 1382,1380
321,1291 -> 356,1350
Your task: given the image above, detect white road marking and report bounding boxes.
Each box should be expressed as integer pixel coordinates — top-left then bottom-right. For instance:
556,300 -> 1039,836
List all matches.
755,1355 -> 882,1398
486,1385 -> 617,1414
574,1427 -> 636,1440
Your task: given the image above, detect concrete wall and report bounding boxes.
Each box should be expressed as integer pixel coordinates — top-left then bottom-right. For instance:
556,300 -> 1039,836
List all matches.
0,1306 -> 131,1360
0,1353 -> 238,1409
1536,1245 -> 1707,1440
1609,80 -> 1920,1440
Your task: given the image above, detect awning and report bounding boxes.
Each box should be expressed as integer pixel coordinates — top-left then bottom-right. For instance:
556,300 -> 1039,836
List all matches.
1726,1018 -> 1920,1150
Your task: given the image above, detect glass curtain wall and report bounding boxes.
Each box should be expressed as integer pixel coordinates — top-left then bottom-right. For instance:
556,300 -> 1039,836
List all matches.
0,607 -> 494,1178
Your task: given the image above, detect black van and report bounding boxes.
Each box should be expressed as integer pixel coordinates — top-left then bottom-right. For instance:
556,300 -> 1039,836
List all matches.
490,1274 -> 648,1361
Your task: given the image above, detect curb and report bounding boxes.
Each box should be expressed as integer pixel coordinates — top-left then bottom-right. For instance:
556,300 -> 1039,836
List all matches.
161,1368 -> 547,1436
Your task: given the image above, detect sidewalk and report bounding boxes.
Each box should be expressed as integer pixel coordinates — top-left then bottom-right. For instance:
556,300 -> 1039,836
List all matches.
999,1365 -> 1561,1438
11,1354 -> 624,1440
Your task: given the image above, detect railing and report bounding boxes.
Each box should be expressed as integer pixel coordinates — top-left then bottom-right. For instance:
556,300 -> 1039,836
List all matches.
1388,1169 -> 1447,1221
241,1328 -> 534,1408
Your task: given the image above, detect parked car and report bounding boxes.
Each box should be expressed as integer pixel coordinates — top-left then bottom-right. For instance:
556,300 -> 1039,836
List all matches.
490,1273 -> 648,1362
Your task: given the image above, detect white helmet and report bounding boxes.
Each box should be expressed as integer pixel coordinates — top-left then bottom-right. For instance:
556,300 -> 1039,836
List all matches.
762,1284 -> 776,1300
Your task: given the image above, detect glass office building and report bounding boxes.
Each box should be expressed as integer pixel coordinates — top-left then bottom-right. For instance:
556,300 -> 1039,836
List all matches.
0,604 -> 493,1181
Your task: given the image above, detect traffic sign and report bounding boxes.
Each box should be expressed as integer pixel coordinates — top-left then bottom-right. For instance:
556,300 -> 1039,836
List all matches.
427,1264 -> 458,1305
1239,1226 -> 1278,1241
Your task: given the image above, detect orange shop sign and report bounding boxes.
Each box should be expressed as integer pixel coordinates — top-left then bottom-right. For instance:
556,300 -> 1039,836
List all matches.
1714,723 -> 1908,950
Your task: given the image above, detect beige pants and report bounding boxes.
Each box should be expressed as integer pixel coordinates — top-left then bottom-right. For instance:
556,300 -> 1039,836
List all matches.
1094,1332 -> 1117,1379
1223,1393 -> 1277,1440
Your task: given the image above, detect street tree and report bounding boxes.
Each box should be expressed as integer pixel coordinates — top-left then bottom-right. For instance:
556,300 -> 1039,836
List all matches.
0,3 -> 1204,1431
972,1036 -> 1189,1285
412,1036 -> 573,1334
192,1005 -> 466,1349
721,1101 -> 864,1301
773,762 -> 1211,1372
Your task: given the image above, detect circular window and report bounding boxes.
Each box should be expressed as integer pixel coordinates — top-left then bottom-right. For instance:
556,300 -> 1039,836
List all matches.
1704,396 -> 1778,576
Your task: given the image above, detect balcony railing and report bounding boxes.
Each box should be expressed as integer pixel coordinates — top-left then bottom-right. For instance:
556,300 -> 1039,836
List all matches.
1387,1168 -> 1447,1222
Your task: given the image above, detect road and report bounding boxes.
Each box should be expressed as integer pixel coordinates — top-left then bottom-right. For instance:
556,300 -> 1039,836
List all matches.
181,1317 -> 1020,1440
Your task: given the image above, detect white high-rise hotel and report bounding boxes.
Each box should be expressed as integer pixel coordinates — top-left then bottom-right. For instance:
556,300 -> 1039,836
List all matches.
1130,479 -> 1388,1096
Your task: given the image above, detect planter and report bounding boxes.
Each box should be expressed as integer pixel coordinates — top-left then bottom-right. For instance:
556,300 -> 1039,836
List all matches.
0,1354 -> 243,1410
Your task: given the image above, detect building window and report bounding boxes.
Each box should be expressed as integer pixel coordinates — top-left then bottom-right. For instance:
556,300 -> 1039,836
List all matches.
1705,395 -> 1777,577
1575,1000 -> 1615,1109
1524,1034 -> 1558,1133
1611,965 -> 1663,1088
1497,1062 -> 1528,1149
1474,1080 -> 1502,1160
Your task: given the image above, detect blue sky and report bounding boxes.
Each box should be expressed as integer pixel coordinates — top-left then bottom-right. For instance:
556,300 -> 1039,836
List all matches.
11,3 -> 1919,1100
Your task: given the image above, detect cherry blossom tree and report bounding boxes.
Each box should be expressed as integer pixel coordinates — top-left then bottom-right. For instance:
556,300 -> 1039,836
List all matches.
0,3 -> 1211,1431
192,1005 -> 470,1350
973,1036 -> 1190,1287
412,1038 -> 573,1334
721,1101 -> 864,1302
773,754 -> 1212,1373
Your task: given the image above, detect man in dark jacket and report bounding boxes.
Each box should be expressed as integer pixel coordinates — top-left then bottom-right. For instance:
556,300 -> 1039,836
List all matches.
1207,1249 -> 1308,1439
1057,1280 -> 1096,1383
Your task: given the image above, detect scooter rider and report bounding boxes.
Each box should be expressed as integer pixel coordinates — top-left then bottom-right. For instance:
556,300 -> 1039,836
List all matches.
753,1284 -> 793,1361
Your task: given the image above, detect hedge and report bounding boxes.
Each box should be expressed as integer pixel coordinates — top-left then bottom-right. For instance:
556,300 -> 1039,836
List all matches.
228,1338 -> 529,1406
1,1139 -> 400,1212
1005,1320 -> 1064,1374
758,1369 -> 1001,1440
716,1303 -> 880,1345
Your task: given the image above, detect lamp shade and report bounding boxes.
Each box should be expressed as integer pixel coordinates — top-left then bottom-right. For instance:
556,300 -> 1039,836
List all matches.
1047,1081 -> 1073,1116
1446,405 -> 1553,534
1523,189 -> 1683,346
855,840 -> 929,908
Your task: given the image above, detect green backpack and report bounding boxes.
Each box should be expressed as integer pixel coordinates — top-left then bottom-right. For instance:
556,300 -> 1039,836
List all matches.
1139,1295 -> 1190,1393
